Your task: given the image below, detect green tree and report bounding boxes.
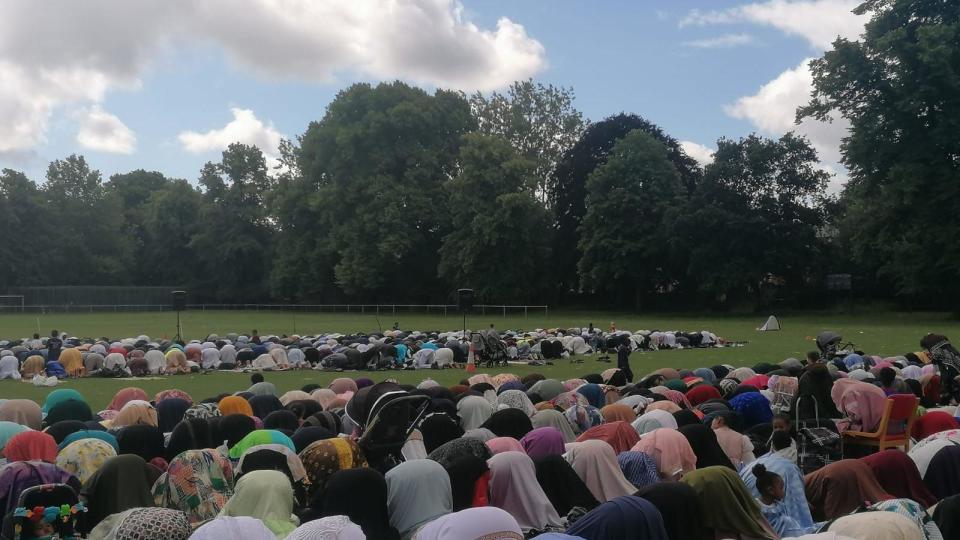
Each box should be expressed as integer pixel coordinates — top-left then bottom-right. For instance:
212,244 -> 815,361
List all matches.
577,130 -> 686,308
438,133 -> 551,302
190,143 -> 275,300
799,0 -> 960,302
140,179 -> 203,286
104,170 -> 170,283
673,133 -> 830,306
43,155 -> 130,284
0,169 -> 61,286
295,82 -> 474,299
550,114 -> 701,297
470,79 -> 585,201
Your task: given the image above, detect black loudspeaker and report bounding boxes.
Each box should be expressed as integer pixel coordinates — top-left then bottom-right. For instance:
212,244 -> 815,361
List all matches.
172,290 -> 187,311
457,289 -> 474,312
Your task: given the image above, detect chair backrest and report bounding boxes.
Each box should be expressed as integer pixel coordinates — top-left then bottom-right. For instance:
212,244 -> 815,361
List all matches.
882,394 -> 918,437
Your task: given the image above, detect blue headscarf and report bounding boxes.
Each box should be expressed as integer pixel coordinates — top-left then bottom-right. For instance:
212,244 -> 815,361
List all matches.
844,353 -> 865,371
576,384 -> 605,409
617,451 -> 661,489
563,405 -> 603,435
728,392 -> 773,428
57,430 -> 119,453
565,495 -> 669,540
740,453 -> 816,532
693,368 -> 717,385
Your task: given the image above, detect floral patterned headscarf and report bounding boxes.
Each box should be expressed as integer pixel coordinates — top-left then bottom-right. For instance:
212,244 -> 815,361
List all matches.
151,449 -> 234,524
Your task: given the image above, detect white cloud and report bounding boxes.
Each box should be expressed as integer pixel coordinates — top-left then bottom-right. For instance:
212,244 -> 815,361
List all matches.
75,106 -> 136,154
682,33 -> 754,49
179,108 -> 284,158
680,141 -> 715,166
679,0 -> 866,50
0,0 -> 546,161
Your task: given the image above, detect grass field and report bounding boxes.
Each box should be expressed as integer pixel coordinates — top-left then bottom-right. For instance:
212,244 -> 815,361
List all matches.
0,310 -> 957,409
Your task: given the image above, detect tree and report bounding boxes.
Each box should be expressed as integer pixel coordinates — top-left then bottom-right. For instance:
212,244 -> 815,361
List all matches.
438,133 -> 551,302
43,155 -> 130,284
104,170 -> 171,283
139,179 -> 203,286
799,0 -> 960,302
470,79 -> 585,201
551,114 -> 701,296
577,130 -> 686,308
0,169 -> 61,286
190,143 -> 275,300
673,133 -> 830,306
295,82 -> 474,299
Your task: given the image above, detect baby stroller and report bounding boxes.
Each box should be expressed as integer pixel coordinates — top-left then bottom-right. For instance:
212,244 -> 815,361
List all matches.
2,484 -> 85,540
816,331 -> 856,361
345,382 -> 431,472
471,330 -> 509,368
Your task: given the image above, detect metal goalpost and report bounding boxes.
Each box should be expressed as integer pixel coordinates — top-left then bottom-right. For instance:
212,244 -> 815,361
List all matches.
0,295 -> 25,313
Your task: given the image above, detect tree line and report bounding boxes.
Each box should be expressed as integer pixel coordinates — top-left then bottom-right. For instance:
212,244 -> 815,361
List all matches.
1,0 -> 955,310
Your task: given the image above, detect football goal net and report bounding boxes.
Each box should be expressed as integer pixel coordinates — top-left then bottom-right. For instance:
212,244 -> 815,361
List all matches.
0,295 -> 25,313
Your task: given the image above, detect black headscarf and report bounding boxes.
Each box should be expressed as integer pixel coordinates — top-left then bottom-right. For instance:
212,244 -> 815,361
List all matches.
582,373 -> 603,384
672,409 -> 701,428
156,398 -> 191,433
925,445 -> 960,499
793,364 -> 841,419
43,400 -> 93,427
304,411 -> 342,434
291,427 -> 336,453
248,394 -> 283,419
44,420 -> 88,444
264,410 -> 300,432
533,454 -> 599,516
286,400 -> 322,422
635,482 -> 704,540
166,418 -> 211,461
116,425 -> 165,462
469,382 -> 495,394
933,494 -> 960,540
80,454 -> 157,532
217,414 -> 256,448
429,398 -> 457,418
427,438 -> 492,469
481,408 -> 533,440
313,468 -> 400,540
419,413 -> 464,454
678,424 -> 735,470
442,454 -> 488,511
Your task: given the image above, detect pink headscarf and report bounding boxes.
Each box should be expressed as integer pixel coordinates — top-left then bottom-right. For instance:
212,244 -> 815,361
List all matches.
486,437 -> 525,455
329,378 -> 358,394
488,452 -> 563,532
107,387 -> 148,411
311,389 -> 338,409
631,427 -> 697,479
838,382 -> 889,432
646,401 -> 681,414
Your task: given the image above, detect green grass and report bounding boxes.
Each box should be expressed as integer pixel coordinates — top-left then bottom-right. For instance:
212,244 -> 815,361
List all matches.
0,310 -> 957,409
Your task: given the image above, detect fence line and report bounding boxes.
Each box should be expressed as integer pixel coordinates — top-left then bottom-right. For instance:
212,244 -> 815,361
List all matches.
0,303 -> 549,317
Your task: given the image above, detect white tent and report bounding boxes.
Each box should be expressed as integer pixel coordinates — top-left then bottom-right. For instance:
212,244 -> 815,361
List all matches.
758,315 -> 781,331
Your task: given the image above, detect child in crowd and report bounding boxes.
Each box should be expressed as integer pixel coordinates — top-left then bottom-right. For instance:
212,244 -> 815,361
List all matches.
769,413 -> 798,462
711,412 -> 755,469
752,463 -> 811,537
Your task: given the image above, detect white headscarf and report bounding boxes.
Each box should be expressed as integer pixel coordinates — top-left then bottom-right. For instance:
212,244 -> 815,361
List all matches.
414,507 -> 523,540
457,395 -> 494,431
286,515 -> 366,540
191,517 -> 276,540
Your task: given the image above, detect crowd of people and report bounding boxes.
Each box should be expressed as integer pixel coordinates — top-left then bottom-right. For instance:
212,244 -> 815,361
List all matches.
0,329 -> 959,539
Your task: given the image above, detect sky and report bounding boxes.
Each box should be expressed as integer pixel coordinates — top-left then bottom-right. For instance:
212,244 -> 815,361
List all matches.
0,0 -> 867,189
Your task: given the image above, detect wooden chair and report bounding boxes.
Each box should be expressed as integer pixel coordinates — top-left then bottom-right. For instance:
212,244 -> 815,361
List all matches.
842,394 -> 919,452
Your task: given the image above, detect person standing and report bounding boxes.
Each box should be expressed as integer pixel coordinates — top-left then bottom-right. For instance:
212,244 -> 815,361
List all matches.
47,330 -> 63,363
616,337 -> 633,382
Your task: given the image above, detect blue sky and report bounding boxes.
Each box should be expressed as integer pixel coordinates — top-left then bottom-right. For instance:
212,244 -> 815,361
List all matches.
0,0 -> 866,186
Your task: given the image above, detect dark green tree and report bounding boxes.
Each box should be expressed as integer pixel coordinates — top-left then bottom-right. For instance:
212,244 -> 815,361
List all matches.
470,79 -> 585,200
438,133 -> 551,302
673,133 -> 830,306
0,169 -> 61,286
577,130 -> 686,308
295,82 -> 474,299
190,143 -> 275,300
551,114 -> 701,296
104,170 -> 170,283
139,179 -> 203,286
799,0 -> 960,302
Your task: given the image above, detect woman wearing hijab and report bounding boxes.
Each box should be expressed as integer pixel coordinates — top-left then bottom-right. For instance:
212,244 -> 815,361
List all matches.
729,392 -> 774,429
933,495 -> 960,540
192,517 -> 277,540
576,384 -> 605,409
19,355 -> 45,378
386,459 -> 453,540
804,459 -> 892,520
116,424 -> 165,462
576,421 -> 640,454
307,467 -> 400,539
156,397 -> 190,433
486,437 -> 525,454
290,426 -> 335,453
152,449 -> 235,524
3,431 -> 57,463
419,413 -> 465,454
600,403 -> 636,423
41,389 -> 85,415
635,482 -> 704,540
106,387 -> 148,411
58,347 -> 85,377
229,430 -> 296,459
532,454 -> 599,517
681,466 -> 778,540
531,409 -> 578,443
457,395 -> 495,431
488,451 -> 564,535
219,395 -> 255,417
0,399 -> 42,430
616,451 -> 660,489
792,364 -> 842,419
564,495 -> 669,540
264,410 -> 301,433
166,418 -> 212,461
862,450 -> 937,508
0,354 -> 20,380
80,454 -> 158,532
563,405 -> 604,435
631,428 -> 697,480
45,421 -> 90,446
825,511 -> 926,540
565,440 -> 636,502
213,414 -> 255,450
441,454 -> 489,512
913,411 -> 959,440
428,438 -> 493,468
43,399 -> 93,427
482,408 -> 534,440
687,384 -> 722,407
921,443 -> 960,499
497,389 -> 537,417
415,506 -> 524,540
88,507 -> 192,540
299,437 -> 367,501
672,409 -> 701,428
56,438 -> 116,483
111,401 -> 158,428
520,427 -> 566,459
219,469 -> 299,538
